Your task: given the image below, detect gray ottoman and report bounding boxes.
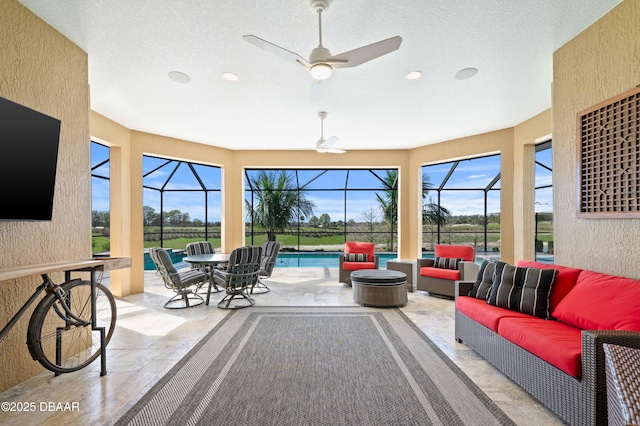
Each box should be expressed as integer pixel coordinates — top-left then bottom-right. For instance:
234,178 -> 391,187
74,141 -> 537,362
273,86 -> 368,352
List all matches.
351,270 -> 408,307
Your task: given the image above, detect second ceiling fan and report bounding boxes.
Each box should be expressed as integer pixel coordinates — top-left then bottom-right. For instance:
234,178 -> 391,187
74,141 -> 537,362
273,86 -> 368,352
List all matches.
243,0 -> 402,81
316,111 -> 344,154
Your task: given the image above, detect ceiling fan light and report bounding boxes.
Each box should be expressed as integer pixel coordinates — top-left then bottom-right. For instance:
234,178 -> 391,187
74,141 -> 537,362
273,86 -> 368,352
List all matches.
309,63 -> 333,80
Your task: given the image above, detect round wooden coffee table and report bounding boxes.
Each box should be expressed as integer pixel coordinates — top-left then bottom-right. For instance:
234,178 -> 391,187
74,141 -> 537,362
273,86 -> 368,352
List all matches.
350,269 -> 408,307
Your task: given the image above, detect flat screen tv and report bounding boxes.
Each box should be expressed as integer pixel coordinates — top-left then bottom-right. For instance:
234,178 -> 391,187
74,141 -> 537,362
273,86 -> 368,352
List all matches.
0,96 -> 61,221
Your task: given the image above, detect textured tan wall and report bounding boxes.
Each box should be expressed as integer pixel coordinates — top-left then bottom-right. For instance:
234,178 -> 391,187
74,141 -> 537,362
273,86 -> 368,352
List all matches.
91,111 -> 133,296
553,0 -> 640,277
0,0 -> 90,392
513,110 -> 552,261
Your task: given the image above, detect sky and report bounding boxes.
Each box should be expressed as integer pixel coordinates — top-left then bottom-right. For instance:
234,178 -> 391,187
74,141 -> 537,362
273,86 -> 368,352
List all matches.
91,143 -> 553,222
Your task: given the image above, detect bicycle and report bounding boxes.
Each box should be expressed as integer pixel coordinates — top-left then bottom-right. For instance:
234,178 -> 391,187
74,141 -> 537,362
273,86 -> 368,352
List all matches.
0,273 -> 116,375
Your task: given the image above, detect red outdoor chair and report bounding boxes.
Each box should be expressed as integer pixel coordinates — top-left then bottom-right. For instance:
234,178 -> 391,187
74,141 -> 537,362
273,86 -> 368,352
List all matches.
339,241 -> 379,286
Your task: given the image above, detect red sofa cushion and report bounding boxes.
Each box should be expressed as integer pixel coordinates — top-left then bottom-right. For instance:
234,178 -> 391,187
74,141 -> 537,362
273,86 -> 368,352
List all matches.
342,261 -> 376,271
420,266 -> 459,280
456,296 -> 531,332
516,261 -> 582,312
498,317 -> 583,378
552,270 -> 640,331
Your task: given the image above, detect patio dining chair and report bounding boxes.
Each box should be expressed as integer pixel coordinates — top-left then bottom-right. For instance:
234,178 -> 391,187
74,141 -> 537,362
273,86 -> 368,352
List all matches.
149,247 -> 208,309
250,241 -> 282,294
185,241 -> 223,294
211,246 -> 262,309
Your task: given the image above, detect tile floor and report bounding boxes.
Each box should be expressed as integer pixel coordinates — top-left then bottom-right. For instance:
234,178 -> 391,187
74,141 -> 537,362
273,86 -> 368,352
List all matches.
0,268 -> 564,425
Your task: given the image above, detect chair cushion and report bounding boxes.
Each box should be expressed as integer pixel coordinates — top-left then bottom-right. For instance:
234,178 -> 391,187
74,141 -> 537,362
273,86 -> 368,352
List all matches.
342,261 -> 377,271
179,269 -> 207,287
487,261 -> 558,319
498,317 -> 583,379
344,241 -> 375,260
434,245 -> 475,262
186,241 -> 214,256
345,253 -> 368,262
468,260 -> 495,299
552,270 -> 640,331
433,257 -> 462,270
420,266 -> 460,280
155,248 -> 177,274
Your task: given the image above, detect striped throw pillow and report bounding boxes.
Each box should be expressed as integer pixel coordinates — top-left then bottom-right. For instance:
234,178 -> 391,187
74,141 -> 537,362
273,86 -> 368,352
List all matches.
468,260 -> 495,300
433,256 -> 462,270
345,253 -> 368,262
487,261 -> 559,319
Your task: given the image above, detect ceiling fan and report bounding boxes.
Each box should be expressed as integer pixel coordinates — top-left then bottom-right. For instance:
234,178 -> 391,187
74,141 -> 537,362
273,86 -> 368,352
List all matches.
315,111 -> 344,153
243,0 -> 402,81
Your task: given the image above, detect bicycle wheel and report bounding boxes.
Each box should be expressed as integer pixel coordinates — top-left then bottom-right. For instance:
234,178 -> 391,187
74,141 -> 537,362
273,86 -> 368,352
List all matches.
27,279 -> 117,374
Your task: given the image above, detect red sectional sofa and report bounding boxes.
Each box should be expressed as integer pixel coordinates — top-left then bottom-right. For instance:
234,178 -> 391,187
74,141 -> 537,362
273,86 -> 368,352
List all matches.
455,260 -> 640,426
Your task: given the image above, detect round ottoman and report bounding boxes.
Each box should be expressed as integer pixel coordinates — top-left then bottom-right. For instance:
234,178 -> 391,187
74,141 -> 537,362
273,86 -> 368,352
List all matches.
351,270 -> 408,307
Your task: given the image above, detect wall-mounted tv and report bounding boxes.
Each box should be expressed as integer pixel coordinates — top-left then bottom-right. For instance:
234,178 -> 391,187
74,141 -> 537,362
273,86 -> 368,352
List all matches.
0,96 -> 61,221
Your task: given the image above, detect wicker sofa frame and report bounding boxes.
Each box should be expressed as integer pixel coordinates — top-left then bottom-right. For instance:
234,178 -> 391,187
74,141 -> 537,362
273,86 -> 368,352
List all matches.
455,281 -> 640,426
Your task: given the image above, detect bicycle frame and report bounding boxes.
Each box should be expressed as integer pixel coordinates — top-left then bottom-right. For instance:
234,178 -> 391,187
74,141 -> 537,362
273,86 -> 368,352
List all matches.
0,275 -> 50,344
0,274 -> 88,345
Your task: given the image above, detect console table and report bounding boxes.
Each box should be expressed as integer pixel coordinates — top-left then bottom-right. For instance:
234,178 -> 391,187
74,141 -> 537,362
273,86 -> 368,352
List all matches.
0,257 -> 131,375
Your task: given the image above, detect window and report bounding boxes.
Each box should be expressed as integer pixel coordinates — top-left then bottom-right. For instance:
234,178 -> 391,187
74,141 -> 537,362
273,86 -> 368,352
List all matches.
143,155 -> 222,250
245,169 -> 398,251
422,154 -> 501,253
535,140 -> 553,261
91,142 -> 110,254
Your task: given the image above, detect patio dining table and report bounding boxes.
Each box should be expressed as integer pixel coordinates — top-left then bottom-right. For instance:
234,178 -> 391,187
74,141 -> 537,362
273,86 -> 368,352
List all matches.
183,253 -> 231,304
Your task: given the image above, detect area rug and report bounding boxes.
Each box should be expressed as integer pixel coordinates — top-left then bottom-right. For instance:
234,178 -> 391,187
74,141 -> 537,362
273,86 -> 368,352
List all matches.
113,306 -> 515,426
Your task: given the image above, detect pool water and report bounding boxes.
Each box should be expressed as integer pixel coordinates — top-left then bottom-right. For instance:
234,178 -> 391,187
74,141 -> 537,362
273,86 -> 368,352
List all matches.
146,250 -> 435,270
275,252 -> 433,269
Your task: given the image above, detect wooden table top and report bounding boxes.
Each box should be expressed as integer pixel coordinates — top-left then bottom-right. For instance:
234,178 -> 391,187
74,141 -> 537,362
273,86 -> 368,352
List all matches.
0,257 -> 131,282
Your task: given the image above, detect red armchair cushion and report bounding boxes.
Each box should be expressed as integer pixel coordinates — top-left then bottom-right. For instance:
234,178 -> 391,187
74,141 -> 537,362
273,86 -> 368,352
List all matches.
345,242 -> 375,259
552,270 -> 640,331
434,245 -> 475,262
498,317 -> 583,378
342,261 -> 376,271
420,266 -> 460,280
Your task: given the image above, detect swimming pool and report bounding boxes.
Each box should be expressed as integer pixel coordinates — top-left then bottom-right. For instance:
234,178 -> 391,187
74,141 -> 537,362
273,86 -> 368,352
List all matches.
275,252 -> 432,268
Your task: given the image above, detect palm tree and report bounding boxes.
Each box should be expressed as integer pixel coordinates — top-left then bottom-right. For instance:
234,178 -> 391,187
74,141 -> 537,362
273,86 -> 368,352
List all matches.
375,170 -> 399,250
375,170 -> 451,248
421,175 -> 451,227
246,170 -> 315,242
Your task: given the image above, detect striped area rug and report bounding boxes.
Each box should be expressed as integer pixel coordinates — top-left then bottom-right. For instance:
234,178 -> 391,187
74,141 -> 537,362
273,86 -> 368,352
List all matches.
113,307 -> 515,426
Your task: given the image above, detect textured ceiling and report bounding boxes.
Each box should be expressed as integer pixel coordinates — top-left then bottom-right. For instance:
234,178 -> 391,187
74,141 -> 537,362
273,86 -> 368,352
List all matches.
18,0 -> 623,151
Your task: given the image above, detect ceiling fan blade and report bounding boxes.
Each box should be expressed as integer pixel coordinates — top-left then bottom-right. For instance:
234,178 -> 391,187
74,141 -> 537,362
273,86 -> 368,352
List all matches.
243,35 -> 310,68
327,148 -> 346,154
324,136 -> 338,147
311,79 -> 329,100
329,36 -> 402,69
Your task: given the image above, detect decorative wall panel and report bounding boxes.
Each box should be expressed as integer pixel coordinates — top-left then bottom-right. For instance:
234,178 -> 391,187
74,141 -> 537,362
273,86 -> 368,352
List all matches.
577,87 -> 640,218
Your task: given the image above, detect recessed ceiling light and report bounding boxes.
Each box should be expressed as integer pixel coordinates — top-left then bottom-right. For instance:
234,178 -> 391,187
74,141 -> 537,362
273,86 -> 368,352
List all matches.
455,67 -> 478,80
222,72 -> 239,81
406,70 -> 422,80
168,71 -> 191,83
